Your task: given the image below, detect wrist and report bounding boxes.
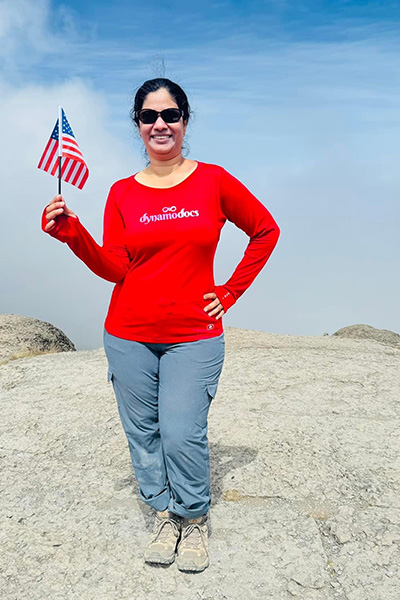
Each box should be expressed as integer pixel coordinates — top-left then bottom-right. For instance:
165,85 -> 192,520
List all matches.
41,208 -> 79,241
214,285 -> 236,311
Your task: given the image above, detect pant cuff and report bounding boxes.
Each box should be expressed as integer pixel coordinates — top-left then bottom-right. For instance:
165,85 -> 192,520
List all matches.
167,498 -> 210,519
140,487 -> 170,512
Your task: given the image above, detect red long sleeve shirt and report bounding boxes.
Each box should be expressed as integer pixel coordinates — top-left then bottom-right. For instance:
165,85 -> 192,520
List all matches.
42,161 -> 280,342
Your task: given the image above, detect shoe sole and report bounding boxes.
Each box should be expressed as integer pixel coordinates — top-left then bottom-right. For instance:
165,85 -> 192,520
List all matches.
144,553 -> 176,565
176,558 -> 209,572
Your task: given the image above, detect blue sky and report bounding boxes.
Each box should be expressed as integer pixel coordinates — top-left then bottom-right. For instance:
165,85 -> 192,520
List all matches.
1,0 -> 399,349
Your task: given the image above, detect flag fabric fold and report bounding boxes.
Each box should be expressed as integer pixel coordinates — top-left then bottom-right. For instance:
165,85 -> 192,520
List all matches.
38,109 -> 89,190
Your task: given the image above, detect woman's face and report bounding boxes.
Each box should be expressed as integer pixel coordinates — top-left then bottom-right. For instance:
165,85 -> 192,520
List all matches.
138,88 -> 187,161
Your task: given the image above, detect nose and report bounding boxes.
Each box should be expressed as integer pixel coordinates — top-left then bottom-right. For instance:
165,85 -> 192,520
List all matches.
153,115 -> 168,129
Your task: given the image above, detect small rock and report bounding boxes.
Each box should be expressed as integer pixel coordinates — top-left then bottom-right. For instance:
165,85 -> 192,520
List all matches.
332,323 -> 400,348
0,314 -> 75,364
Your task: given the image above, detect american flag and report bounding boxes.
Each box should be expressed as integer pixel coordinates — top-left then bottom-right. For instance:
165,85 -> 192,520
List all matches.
38,108 -> 89,190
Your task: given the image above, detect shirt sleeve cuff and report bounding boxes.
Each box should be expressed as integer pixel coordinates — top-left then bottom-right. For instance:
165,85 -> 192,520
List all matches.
214,285 -> 236,312
41,207 -> 79,242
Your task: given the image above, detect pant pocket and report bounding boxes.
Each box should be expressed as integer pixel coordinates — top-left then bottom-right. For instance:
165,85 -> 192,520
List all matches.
194,381 -> 218,428
206,381 -> 218,399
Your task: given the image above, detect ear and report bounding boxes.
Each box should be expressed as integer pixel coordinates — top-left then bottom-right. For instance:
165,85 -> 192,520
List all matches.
183,121 -> 187,136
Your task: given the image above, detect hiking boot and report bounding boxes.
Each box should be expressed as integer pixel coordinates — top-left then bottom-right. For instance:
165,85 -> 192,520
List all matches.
176,514 -> 209,572
144,509 -> 181,565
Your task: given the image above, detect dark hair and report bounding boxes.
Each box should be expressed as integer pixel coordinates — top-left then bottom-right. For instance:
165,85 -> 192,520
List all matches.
130,78 -> 191,126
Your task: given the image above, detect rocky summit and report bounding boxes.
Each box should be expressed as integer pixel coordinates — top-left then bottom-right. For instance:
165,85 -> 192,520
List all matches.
0,325 -> 399,600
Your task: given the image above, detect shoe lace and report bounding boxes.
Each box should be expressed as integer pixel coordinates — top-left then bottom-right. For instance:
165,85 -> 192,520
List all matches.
180,523 -> 205,550
153,517 -> 180,543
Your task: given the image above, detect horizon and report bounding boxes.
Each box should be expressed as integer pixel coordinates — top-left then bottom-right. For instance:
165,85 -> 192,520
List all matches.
1,0 -> 399,349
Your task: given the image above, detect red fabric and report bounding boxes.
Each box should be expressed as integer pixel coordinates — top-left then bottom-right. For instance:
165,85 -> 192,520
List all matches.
41,161 -> 280,342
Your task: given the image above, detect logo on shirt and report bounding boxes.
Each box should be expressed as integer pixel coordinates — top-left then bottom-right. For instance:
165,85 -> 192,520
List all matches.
140,206 -> 200,225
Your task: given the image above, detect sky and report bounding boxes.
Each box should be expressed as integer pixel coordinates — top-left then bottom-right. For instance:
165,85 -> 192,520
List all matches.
0,0 -> 399,350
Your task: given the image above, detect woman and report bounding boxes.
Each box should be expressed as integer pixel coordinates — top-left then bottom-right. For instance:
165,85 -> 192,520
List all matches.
42,78 -> 280,572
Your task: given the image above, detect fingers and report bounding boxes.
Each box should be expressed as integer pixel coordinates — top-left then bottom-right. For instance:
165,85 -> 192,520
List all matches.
208,306 -> 225,319
43,195 -> 77,233
46,204 -> 65,221
45,195 -> 65,222
44,220 -> 56,232
203,294 -> 225,319
47,194 -> 64,208
204,297 -> 219,312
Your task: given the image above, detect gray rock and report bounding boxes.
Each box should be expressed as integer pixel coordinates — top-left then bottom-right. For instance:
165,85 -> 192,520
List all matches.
0,314 -> 75,364
332,323 -> 400,349
0,326 -> 399,599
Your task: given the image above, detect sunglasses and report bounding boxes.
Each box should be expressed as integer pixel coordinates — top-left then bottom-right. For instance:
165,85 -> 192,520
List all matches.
136,108 -> 183,125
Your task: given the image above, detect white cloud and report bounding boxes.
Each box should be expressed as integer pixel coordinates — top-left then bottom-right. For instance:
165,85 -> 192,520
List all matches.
0,0 -> 55,64
1,75 -> 144,349
0,1 -> 143,348
0,0 -> 48,40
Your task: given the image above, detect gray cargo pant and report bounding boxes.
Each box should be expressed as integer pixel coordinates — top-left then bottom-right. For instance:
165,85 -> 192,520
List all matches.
103,329 -> 225,519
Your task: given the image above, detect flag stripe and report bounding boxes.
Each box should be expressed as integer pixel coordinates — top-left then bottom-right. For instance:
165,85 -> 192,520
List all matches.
49,155 -> 60,176
66,160 -> 79,182
75,166 -> 87,189
66,162 -> 80,184
63,149 -> 84,161
63,140 -> 78,148
71,162 -> 84,186
47,152 -> 58,176
63,158 -> 75,180
77,168 -> 89,190
59,158 -> 68,178
63,140 -> 82,152
63,133 -> 78,143
38,138 -> 54,169
42,140 -> 58,172
62,138 -> 80,148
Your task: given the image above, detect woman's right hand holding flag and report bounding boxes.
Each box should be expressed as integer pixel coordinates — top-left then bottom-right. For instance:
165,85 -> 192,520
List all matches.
44,195 -> 77,232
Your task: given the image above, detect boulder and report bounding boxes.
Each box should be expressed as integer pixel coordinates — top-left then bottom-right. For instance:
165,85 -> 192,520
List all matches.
0,314 -> 75,364
332,323 -> 400,348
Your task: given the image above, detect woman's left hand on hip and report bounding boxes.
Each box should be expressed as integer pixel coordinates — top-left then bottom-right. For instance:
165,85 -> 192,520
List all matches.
203,293 -> 225,320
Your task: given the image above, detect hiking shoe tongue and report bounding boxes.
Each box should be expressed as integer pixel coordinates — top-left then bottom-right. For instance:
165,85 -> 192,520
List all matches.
144,511 -> 181,565
187,515 -> 207,525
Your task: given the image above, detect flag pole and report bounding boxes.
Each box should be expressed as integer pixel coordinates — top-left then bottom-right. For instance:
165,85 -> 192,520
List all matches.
58,106 -> 62,195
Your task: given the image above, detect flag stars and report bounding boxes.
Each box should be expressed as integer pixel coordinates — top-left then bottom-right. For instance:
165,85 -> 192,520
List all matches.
62,109 -> 75,137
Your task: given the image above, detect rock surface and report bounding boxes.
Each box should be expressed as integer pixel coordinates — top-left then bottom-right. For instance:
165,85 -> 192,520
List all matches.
1,326 -> 399,600
332,323 -> 400,349
0,314 -> 75,364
